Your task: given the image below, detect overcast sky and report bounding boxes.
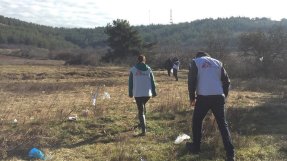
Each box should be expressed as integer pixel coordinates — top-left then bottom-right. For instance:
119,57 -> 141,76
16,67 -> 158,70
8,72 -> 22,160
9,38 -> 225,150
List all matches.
0,0 -> 286,28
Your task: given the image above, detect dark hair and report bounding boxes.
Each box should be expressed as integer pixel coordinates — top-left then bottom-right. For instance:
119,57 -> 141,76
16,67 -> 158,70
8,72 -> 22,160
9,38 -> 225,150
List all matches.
138,55 -> 146,63
172,57 -> 178,62
196,51 -> 210,58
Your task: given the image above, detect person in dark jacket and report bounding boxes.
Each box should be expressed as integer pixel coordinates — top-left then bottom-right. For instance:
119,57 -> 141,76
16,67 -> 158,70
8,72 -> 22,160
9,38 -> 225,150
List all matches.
129,55 -> 157,136
186,51 -> 235,161
172,57 -> 180,81
165,58 -> 173,76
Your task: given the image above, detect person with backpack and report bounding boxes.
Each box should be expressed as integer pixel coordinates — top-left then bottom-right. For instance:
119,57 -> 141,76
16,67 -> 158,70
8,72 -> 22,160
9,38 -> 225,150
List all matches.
129,55 -> 157,136
186,51 -> 235,161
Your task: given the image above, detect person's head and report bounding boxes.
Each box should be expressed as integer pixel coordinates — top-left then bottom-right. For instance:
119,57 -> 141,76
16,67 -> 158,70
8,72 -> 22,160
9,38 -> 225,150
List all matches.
195,51 -> 210,58
173,57 -> 178,62
137,55 -> 146,63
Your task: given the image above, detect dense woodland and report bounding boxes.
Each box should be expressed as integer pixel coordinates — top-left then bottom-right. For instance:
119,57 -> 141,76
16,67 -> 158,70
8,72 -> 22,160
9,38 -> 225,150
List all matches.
1,15 -> 287,77
1,15 -> 287,50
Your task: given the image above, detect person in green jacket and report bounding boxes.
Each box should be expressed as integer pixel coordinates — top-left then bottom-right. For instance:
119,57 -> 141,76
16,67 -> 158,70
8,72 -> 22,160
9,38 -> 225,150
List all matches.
129,55 -> 157,136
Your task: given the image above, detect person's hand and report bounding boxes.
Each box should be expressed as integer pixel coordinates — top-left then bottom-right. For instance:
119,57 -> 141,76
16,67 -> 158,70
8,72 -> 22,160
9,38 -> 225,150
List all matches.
190,99 -> 196,107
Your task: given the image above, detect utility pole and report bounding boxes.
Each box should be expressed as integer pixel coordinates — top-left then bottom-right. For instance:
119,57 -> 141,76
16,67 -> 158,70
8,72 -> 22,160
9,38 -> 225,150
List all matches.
170,9 -> 173,24
149,10 -> 151,25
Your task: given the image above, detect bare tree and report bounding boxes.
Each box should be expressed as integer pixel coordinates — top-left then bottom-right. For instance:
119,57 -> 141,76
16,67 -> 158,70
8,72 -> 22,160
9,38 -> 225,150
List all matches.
239,26 -> 287,77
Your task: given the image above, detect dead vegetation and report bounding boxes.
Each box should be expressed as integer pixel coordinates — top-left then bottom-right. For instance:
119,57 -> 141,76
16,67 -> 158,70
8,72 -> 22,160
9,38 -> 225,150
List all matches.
0,63 -> 286,160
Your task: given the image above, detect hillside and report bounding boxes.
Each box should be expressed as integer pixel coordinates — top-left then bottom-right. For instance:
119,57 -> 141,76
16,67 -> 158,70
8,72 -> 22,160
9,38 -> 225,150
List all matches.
1,15 -> 287,51
0,15 -> 107,50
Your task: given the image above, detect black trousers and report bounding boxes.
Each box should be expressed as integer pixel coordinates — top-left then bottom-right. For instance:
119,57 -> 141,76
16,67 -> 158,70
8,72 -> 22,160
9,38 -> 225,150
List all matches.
135,97 -> 150,133
173,68 -> 178,81
192,95 -> 234,157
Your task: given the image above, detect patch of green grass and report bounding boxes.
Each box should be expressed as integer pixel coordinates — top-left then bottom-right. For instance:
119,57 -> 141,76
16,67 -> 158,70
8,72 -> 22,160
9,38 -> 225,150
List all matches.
148,111 -> 176,120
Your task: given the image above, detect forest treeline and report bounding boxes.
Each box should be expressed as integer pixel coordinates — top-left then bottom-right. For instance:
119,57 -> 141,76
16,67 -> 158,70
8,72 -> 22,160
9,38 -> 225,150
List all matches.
1,15 -> 287,50
1,15 -> 287,78
0,15 -> 107,49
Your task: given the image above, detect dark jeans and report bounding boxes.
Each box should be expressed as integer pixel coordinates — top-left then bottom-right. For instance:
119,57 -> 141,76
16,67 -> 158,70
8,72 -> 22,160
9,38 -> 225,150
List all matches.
173,68 -> 178,81
135,97 -> 150,133
192,95 -> 234,157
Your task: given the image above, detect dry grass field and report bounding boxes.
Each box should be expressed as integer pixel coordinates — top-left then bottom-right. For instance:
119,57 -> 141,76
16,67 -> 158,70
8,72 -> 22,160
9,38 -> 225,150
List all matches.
0,56 -> 286,161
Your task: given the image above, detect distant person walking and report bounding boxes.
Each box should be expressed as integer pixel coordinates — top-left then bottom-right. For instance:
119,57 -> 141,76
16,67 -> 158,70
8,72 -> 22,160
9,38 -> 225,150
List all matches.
129,55 -> 157,136
172,57 -> 180,81
165,58 -> 173,76
186,51 -> 235,161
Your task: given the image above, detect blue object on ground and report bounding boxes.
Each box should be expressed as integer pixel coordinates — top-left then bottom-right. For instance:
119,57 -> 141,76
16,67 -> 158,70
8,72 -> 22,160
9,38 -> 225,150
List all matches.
28,148 -> 46,160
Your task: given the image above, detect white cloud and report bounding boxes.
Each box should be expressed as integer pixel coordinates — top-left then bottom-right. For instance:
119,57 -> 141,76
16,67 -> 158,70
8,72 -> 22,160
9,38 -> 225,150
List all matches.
0,0 -> 286,28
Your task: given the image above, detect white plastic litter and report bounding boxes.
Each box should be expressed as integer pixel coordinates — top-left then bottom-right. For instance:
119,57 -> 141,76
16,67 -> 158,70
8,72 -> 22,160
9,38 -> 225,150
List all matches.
68,115 -> 78,121
102,92 -> 111,99
92,98 -> 96,106
13,119 -> 18,123
174,133 -> 190,144
91,88 -> 99,106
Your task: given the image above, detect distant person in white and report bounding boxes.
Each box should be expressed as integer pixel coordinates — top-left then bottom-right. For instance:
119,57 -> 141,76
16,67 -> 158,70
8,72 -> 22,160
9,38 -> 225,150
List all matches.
172,57 -> 180,81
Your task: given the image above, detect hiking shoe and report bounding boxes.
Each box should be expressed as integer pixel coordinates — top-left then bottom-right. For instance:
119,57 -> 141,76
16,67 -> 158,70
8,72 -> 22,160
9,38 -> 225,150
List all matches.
185,142 -> 200,154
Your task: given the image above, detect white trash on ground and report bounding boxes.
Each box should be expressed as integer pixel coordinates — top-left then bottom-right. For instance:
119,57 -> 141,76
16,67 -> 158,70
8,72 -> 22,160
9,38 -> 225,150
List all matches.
68,114 -> 78,121
91,86 -> 110,106
174,133 -> 190,144
13,119 -> 18,124
102,92 -> 111,99
91,87 -> 99,106
92,97 -> 96,106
